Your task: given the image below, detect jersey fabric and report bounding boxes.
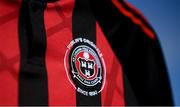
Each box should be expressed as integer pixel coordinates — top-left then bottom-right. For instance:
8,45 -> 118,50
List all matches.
0,0 -> 173,106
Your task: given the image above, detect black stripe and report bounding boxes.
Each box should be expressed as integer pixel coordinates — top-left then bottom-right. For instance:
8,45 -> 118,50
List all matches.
90,0 -> 139,105
72,0 -> 96,43
123,72 -> 138,105
18,0 -> 48,105
72,0 -> 101,106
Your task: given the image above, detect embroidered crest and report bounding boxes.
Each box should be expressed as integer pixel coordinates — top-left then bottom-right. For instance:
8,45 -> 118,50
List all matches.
64,38 -> 106,96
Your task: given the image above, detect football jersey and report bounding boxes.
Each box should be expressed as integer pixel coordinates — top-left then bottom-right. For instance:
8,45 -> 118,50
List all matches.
0,0 -> 173,106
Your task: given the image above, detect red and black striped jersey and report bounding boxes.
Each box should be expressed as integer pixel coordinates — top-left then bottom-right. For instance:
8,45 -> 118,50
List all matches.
0,0 -> 173,106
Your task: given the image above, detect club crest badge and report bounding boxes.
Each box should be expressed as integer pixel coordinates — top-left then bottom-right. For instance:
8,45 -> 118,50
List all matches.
64,38 -> 106,96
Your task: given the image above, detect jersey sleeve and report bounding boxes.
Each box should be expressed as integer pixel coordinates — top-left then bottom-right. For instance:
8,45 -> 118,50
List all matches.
90,0 -> 174,105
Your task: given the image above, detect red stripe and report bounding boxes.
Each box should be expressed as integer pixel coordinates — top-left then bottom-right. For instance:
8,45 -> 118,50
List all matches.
123,0 -> 150,24
112,0 -> 155,39
96,23 -> 125,106
0,11 -> 18,26
45,0 -> 76,105
0,1 -> 21,105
